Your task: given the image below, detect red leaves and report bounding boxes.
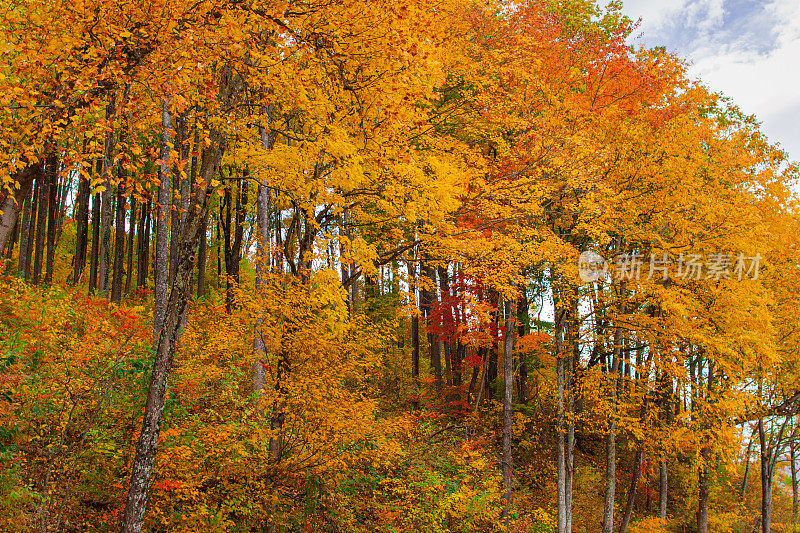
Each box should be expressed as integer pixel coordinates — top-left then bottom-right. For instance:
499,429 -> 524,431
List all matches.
152,479 -> 183,492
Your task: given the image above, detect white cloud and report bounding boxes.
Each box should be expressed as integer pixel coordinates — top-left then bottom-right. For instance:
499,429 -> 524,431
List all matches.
620,0 -> 800,162
621,0 -> 688,35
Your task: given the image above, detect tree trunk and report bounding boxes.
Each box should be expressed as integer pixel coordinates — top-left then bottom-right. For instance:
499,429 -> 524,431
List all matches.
17,184 -> 33,279
553,276 -> 577,533
136,199 -> 151,289
221,176 -> 246,313
659,455 -> 668,521
168,118 -> 184,288
0,161 -> 39,256
125,197 -> 137,293
97,99 -> 116,295
517,289 -> 529,404
23,178 -> 39,280
54,169 -> 70,249
790,431 -> 798,532
501,295 -> 516,529
555,289 -> 568,533
153,98 -> 172,343
697,447 -> 709,533
89,187 -> 101,293
603,295 -> 624,533
759,417 -> 772,533
111,169 -> 127,303
658,369 -> 672,522
73,173 -> 91,285
620,397 -> 649,533
31,162 -> 50,284
437,265 -> 457,386
565,291 -> 577,533
420,255 -> 440,386
3,216 -> 17,271
196,207 -> 207,298
740,432 -> 754,501
487,293 -> 499,401
758,414 -> 792,533
43,153 -> 59,284
253,114 -> 275,413
121,126 -> 227,533
696,357 -> 714,533
408,259 -> 420,380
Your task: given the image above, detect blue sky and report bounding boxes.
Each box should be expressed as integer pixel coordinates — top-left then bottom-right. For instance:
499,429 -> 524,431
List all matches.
620,0 -> 800,163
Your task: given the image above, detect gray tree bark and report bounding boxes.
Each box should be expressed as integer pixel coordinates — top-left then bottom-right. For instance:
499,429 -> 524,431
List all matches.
121,126 -> 227,533
555,292 -> 568,533
31,162 -> 50,284
97,99 -> 116,295
43,153 -> 59,284
790,428 -> 797,532
73,173 -> 91,285
125,197 -> 137,294
153,98 -> 172,343
501,294 -> 517,529
253,109 -> 275,411
603,281 -> 625,533
110,167 -> 127,303
15,173 -> 35,279
0,161 -> 39,256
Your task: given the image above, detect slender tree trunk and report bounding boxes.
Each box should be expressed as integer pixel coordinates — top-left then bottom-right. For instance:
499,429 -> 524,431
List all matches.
125,197 -> 137,293
122,126 -> 227,533
620,397 -> 649,533
556,344 -> 566,532
89,186 -> 101,293
97,186 -> 113,293
487,293 -> 499,401
253,113 -> 275,413
517,289 -> 529,403
54,170 -> 70,248
153,98 -> 172,343
658,369 -> 672,522
758,414 -> 792,533
420,255 -> 440,386
790,432 -> 798,532
565,292 -> 578,533
136,199 -> 150,289
437,265 -> 456,386
17,185 -> 33,279
759,417 -> 772,533
697,357 -> 714,533
740,432 -> 754,501
32,162 -> 50,284
659,454 -> 668,521
409,259 -> 420,380
196,208 -> 207,298
252,179 -> 270,405
168,118 -> 184,288
697,447 -> 709,533
97,99 -> 116,295
501,295 -> 516,529
3,218 -> 16,271
73,173 -> 91,285
111,169 -> 127,303
43,153 -> 59,284
221,176 -> 247,313
555,285 -> 568,533
0,161 -> 39,255
603,292 -> 625,533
